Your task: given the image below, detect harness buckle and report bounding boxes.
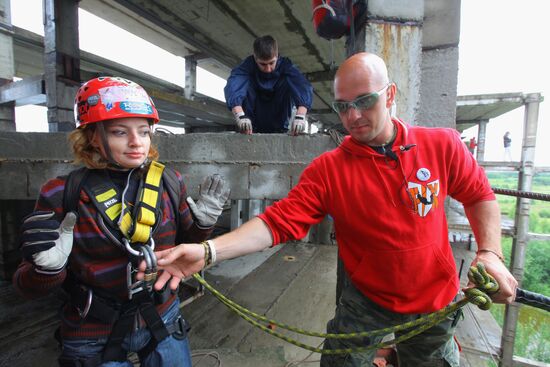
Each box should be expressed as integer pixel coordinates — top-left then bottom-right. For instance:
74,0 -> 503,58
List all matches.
127,262 -> 145,300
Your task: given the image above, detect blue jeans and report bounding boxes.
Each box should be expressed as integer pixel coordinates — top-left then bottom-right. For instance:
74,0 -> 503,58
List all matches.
60,301 -> 192,367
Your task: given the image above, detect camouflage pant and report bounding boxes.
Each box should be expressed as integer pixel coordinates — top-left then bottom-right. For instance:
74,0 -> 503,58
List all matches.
320,280 -> 461,367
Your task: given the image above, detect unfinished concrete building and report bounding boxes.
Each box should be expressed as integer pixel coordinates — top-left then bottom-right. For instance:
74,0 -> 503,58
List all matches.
0,1 -> 546,366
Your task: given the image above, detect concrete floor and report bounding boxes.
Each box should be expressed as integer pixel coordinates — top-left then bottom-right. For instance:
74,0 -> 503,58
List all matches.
184,242 -> 338,367
0,238 -> 502,367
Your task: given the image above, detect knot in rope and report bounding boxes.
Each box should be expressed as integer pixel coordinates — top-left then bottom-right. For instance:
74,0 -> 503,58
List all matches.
465,262 -> 499,310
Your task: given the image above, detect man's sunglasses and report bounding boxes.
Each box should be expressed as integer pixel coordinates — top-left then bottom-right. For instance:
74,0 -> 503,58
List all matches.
332,83 -> 391,114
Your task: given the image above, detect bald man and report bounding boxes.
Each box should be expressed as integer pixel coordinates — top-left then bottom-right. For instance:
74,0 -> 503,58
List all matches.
139,52 -> 517,366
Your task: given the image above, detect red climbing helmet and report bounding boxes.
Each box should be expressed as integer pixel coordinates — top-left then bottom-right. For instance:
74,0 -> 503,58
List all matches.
74,76 -> 159,128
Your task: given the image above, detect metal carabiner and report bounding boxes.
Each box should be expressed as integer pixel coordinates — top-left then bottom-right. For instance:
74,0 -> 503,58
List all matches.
123,237 -> 155,256
76,289 -> 93,319
142,244 -> 158,283
123,237 -> 141,257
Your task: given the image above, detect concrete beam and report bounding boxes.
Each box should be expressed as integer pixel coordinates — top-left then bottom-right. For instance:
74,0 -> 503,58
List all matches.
0,0 -> 15,80
0,0 -> 16,131
423,0 -> 461,49
184,56 -> 197,100
107,0 -> 240,68
418,0 -> 461,127
0,132 -> 337,200
80,0 -> 196,57
11,26 -> 233,129
43,0 -> 81,132
0,75 -> 46,106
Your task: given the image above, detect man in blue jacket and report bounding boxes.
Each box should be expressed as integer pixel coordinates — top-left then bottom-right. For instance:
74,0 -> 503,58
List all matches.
224,35 -> 313,135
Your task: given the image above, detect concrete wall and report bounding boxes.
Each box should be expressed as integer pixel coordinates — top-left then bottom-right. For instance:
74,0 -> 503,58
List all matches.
0,132 -> 337,201
0,132 -> 338,278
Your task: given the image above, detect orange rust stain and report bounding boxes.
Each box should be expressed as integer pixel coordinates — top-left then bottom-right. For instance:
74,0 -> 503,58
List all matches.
396,26 -> 402,51
381,23 -> 392,62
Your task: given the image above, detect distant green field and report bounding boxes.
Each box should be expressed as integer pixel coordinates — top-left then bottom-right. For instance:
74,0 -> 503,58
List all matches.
487,171 -> 550,233
484,171 -> 549,363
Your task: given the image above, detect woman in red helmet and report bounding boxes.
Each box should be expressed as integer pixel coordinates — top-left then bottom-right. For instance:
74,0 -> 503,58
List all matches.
13,77 -> 229,367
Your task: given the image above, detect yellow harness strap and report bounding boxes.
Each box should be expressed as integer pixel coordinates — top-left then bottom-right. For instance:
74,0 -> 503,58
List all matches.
118,161 -> 165,243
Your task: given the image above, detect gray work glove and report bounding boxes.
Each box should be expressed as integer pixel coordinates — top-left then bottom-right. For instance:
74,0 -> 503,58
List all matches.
187,174 -> 230,227
20,211 -> 77,274
234,112 -> 253,135
289,114 -> 307,136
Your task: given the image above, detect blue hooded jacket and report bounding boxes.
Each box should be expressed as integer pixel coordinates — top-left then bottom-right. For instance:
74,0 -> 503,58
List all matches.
224,55 -> 313,133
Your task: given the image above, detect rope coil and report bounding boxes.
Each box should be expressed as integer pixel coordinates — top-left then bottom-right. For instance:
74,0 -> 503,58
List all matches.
192,262 -> 498,355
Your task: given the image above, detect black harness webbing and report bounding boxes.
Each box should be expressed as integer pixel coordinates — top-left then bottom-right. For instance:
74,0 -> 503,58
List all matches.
62,272 -> 173,325
101,290 -> 168,362
58,316 -> 188,367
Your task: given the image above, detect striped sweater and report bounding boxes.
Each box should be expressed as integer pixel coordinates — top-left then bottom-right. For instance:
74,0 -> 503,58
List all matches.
13,166 -> 212,339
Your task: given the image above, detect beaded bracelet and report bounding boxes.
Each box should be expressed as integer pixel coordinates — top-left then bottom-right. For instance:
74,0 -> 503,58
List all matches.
201,241 -> 211,267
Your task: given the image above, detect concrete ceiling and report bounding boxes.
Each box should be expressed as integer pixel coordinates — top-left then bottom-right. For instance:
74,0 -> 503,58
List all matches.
79,0 -> 348,128
455,93 -> 527,132
9,0 -> 474,131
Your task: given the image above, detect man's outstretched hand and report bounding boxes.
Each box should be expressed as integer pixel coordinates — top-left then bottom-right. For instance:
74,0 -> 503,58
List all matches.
137,243 -> 205,291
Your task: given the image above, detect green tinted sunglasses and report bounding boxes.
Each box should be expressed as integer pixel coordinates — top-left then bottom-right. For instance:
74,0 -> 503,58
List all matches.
332,83 -> 391,114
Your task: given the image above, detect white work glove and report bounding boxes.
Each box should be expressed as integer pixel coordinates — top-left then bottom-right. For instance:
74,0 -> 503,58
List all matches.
20,211 -> 77,274
289,114 -> 307,136
187,174 -> 230,228
234,111 -> 253,135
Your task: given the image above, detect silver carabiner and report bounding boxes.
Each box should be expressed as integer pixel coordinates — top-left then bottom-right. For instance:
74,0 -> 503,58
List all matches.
141,244 -> 158,283
123,237 -> 155,256
123,237 -> 141,256
76,289 -> 93,319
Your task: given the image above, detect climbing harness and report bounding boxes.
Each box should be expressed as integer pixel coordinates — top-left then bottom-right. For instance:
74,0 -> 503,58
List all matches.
59,161 -> 188,365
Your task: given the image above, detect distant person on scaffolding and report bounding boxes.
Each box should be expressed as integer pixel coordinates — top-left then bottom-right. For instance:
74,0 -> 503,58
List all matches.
224,35 -> 313,135
468,136 -> 477,155
503,131 -> 512,161
140,53 -> 518,367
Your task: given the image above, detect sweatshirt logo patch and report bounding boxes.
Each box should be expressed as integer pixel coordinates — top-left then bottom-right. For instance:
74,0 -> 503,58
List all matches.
407,179 -> 440,217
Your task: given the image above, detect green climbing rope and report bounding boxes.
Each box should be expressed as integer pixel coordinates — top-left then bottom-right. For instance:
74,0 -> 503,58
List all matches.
192,262 -> 497,355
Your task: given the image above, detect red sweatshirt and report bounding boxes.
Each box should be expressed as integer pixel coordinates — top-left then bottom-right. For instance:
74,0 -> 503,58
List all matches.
259,118 -> 495,313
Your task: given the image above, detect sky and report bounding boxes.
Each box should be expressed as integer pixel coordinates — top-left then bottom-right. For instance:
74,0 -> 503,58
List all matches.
457,0 -> 550,166
9,0 -> 550,166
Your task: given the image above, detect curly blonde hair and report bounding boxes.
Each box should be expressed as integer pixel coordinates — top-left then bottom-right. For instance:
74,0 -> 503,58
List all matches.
68,123 -> 159,169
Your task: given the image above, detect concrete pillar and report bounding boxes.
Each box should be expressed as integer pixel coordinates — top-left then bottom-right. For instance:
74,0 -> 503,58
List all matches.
185,56 -> 197,100
476,119 -> 488,161
351,0 -> 423,124
417,0 -> 461,127
43,0 -> 80,132
0,0 -> 16,131
500,93 -> 542,367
